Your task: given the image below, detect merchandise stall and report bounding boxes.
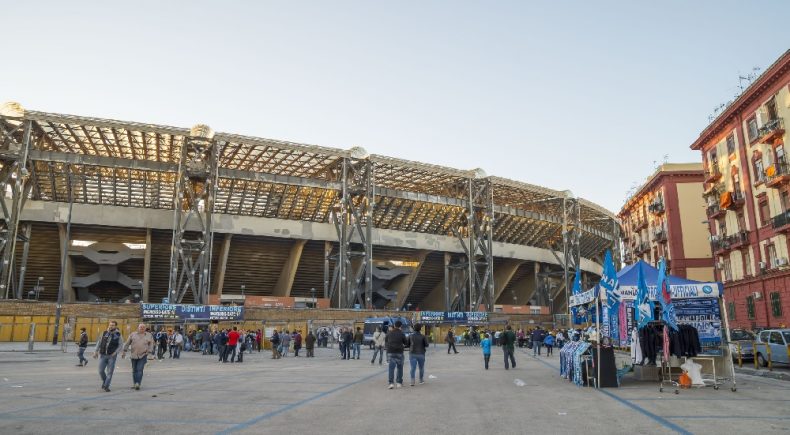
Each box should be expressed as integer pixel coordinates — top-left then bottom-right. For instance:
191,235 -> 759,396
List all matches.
564,257 -> 736,392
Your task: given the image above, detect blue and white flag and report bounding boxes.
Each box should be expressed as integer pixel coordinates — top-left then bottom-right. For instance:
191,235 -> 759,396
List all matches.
599,250 -> 620,340
570,268 -> 584,324
634,263 -> 654,330
657,258 -> 678,331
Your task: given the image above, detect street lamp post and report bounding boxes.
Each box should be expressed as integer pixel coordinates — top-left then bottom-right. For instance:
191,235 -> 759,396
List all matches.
241,284 -> 245,297
310,287 -> 316,308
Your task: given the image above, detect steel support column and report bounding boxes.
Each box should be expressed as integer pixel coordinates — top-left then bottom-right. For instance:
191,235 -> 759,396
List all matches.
560,195 -> 581,315
327,152 -> 374,309
0,116 -> 32,300
168,125 -> 217,304
450,175 -> 494,312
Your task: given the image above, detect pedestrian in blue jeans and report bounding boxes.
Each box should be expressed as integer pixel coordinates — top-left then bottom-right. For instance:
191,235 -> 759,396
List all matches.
408,323 -> 429,386
122,323 -> 154,390
352,327 -> 364,360
76,328 -> 89,367
385,320 -> 408,389
93,320 -> 123,392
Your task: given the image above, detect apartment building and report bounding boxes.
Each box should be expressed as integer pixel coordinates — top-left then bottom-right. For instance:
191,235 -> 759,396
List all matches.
619,163 -> 713,281
690,49 -> 790,329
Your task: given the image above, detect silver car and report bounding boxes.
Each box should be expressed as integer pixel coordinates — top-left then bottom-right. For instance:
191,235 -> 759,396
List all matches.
755,329 -> 790,367
727,328 -> 755,361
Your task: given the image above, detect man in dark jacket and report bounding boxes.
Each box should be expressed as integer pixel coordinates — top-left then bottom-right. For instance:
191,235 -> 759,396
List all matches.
92,320 -> 123,392
446,329 -> 459,354
385,320 -> 408,389
352,327 -> 364,360
76,327 -> 89,367
501,325 -> 517,370
305,330 -> 316,357
342,328 -> 354,360
408,323 -> 429,386
531,327 -> 544,356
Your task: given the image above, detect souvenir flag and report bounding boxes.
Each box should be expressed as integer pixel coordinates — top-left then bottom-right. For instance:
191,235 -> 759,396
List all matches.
634,262 -> 655,330
599,250 -> 620,340
657,258 -> 678,331
571,268 -> 583,324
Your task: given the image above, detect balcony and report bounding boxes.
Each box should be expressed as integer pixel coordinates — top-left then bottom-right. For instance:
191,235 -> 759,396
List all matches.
648,200 -> 665,215
704,164 -> 722,184
758,118 -> 785,144
652,228 -> 668,243
631,219 -> 648,232
635,241 -> 651,255
771,210 -> 790,233
766,161 -> 790,188
726,190 -> 746,210
703,181 -> 724,197
706,203 -> 726,220
725,230 -> 750,250
711,237 -> 729,255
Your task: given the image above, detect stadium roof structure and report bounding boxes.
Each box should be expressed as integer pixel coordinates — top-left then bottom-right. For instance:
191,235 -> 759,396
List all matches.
0,102 -> 620,310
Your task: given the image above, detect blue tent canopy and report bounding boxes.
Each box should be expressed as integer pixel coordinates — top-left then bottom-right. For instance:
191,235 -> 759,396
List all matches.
610,260 -> 722,300
616,260 -> 701,286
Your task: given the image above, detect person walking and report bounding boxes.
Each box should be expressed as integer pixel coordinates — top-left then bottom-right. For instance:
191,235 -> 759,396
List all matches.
216,329 -> 227,362
446,328 -> 459,354
224,327 -> 240,363
370,326 -> 385,365
352,327 -> 364,360
171,328 -> 183,359
543,332 -> 555,357
157,329 -> 168,360
305,330 -> 316,357
76,327 -> 89,367
408,323 -> 429,386
386,320 -> 408,389
502,325 -> 517,370
92,320 -> 123,392
279,330 -> 291,357
270,329 -> 281,359
481,333 -> 492,369
200,329 -> 211,355
121,323 -> 154,390
531,327 -> 544,356
555,330 -> 565,349
293,330 -> 303,357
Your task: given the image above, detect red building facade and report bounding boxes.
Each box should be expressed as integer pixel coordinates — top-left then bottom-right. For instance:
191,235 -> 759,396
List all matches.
691,50 -> 790,329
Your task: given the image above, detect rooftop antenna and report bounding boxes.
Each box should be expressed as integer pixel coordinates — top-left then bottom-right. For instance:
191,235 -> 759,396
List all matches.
738,67 -> 761,92
662,154 -> 669,164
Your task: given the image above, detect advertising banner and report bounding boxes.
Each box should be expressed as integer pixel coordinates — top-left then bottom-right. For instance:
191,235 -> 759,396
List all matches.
673,297 -> 722,354
141,303 -> 244,321
419,311 -> 489,325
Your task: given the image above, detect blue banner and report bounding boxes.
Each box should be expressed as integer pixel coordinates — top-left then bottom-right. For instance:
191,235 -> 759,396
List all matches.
600,250 -> 620,341
674,298 -> 722,354
141,303 -> 244,321
419,311 -> 489,325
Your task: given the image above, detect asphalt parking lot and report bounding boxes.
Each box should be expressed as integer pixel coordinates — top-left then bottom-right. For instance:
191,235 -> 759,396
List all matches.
0,343 -> 788,435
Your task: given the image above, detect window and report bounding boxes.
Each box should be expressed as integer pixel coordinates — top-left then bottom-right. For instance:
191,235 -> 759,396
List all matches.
727,301 -> 736,320
759,201 -> 770,226
737,212 -> 746,232
723,256 -> 732,281
743,249 -> 752,277
767,98 -> 778,121
754,159 -> 766,183
777,145 -> 786,166
770,292 -> 782,318
769,332 -> 783,345
747,117 -> 759,142
746,295 -> 755,319
726,134 -> 736,155
767,244 -> 777,268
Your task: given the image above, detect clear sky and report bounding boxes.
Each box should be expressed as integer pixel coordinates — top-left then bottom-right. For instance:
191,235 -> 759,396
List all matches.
2,1 -> 788,213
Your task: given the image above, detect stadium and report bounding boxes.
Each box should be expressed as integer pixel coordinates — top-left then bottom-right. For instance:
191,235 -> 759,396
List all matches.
0,102 -> 619,317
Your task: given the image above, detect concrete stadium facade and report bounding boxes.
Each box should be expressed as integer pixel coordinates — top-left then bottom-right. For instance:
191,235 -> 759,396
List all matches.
0,103 -> 619,314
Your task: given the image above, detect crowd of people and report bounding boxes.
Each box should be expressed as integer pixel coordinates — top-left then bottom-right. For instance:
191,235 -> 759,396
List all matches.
78,319 -> 575,393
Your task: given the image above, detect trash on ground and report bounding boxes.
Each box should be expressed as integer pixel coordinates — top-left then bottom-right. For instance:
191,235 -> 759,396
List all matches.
514,379 -> 526,387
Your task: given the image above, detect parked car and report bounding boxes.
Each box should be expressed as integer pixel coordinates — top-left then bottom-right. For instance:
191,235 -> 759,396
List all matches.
754,329 -> 790,367
727,328 -> 755,361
